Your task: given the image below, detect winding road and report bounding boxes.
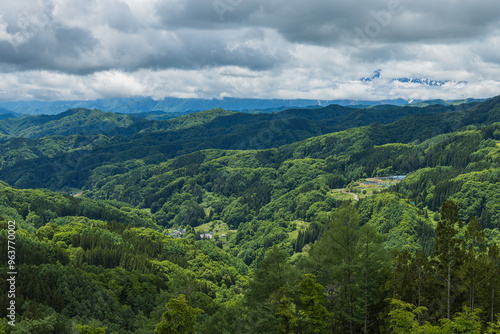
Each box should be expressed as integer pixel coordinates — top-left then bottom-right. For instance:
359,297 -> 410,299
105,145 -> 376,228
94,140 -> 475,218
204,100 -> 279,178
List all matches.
339,189 -> 359,201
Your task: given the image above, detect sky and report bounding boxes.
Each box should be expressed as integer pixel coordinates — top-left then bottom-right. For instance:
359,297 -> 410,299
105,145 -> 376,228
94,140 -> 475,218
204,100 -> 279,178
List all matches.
0,0 -> 499,102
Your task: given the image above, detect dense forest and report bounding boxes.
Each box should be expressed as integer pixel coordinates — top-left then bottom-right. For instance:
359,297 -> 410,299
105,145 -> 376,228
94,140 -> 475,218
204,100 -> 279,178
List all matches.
1,96 -> 500,332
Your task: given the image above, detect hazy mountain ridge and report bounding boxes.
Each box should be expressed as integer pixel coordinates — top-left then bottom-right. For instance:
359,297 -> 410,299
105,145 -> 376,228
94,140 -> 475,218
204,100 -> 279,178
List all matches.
0,96 -> 487,115
0,108 -> 238,139
0,101 -> 481,140
0,96 -> 497,192
0,109 -> 135,138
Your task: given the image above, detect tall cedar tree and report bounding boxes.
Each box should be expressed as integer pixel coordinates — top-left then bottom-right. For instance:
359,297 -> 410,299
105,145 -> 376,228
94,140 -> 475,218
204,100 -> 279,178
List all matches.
487,244 -> 500,324
462,216 -> 485,312
357,223 -> 388,333
410,249 -> 433,325
307,204 -> 376,333
246,245 -> 292,333
432,200 -> 464,319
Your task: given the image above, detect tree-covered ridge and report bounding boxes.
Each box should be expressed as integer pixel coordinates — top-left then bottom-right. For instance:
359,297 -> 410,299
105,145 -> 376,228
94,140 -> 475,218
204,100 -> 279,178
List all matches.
1,96 -> 500,332
153,108 -> 236,131
0,186 -> 248,333
0,108 -> 238,139
0,96 -> 495,142
0,99 -> 494,190
0,186 -> 158,230
82,121 -> 500,224
63,120 -> 500,277
0,109 -> 135,138
2,191 -> 500,333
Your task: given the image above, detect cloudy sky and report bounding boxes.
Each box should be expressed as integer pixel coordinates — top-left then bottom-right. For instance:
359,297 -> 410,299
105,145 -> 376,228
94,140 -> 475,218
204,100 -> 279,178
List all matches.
0,0 -> 499,101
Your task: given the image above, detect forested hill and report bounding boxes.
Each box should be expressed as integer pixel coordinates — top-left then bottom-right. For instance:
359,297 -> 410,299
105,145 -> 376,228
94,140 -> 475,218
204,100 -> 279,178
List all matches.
0,104 -> 400,138
0,109 -> 135,138
0,96 -> 420,115
0,101 -> 479,139
0,99 -> 493,190
1,96 -> 500,332
0,108 -> 235,138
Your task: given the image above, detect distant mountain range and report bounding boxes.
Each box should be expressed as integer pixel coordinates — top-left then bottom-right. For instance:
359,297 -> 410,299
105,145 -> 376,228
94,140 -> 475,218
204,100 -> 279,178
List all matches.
392,77 -> 467,87
361,69 -> 468,87
0,96 -> 488,116
0,107 -> 21,120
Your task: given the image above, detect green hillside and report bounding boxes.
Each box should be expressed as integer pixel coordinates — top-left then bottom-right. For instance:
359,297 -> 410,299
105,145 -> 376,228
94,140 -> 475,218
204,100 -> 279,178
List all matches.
0,186 -> 247,333
0,108 -> 237,139
0,109 -> 135,138
0,101 -> 493,191
1,97 -> 500,332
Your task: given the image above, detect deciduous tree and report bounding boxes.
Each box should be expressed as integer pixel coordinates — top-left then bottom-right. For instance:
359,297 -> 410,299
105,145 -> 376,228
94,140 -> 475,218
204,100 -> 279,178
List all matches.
155,294 -> 203,334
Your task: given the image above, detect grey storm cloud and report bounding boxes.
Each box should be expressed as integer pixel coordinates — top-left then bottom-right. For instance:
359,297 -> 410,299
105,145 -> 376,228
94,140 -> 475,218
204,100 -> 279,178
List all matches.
1,0 -> 499,74
156,0 -> 500,45
0,0 -> 290,74
0,26 -> 100,73
104,0 -> 143,33
0,0 -> 499,101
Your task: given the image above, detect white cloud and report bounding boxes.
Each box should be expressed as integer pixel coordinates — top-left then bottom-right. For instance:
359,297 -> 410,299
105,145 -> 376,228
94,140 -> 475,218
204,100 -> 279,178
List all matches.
0,0 -> 498,101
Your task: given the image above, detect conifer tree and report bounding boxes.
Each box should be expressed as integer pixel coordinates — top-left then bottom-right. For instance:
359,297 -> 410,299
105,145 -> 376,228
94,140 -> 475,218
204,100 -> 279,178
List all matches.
297,274 -> 332,333
246,245 -> 292,333
461,216 -> 485,312
357,223 -> 388,333
306,203 -> 364,333
410,249 -> 433,325
432,200 -> 464,319
486,243 -> 500,324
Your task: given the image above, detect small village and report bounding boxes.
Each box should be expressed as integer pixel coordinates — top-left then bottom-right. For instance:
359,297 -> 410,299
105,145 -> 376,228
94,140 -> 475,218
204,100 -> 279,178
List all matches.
331,175 -> 406,201
166,227 -> 227,240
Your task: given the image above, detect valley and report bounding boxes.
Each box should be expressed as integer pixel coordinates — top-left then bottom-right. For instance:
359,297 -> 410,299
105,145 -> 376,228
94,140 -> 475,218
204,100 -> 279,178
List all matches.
1,0 -> 497,332
1,97 -> 500,332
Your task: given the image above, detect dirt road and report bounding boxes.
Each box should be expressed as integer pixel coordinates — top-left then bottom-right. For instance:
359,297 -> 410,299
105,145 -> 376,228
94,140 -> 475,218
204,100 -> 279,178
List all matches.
339,189 -> 359,201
